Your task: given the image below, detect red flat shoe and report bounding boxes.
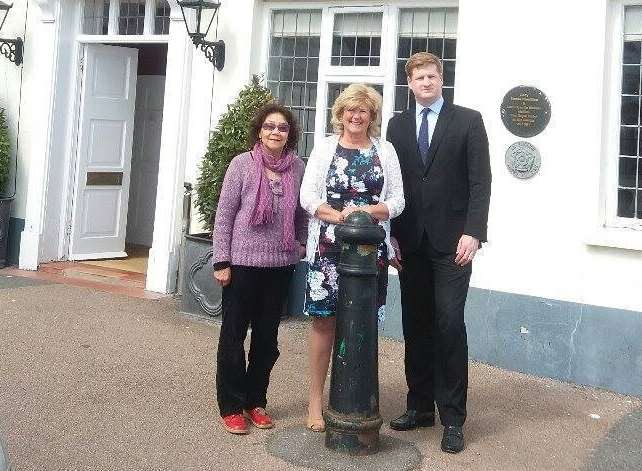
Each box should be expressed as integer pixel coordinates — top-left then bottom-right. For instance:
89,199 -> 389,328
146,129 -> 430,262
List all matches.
244,407 -> 274,429
222,414 -> 249,434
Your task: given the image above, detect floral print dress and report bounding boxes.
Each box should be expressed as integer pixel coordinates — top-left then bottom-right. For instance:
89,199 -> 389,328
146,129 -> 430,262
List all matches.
304,144 -> 388,323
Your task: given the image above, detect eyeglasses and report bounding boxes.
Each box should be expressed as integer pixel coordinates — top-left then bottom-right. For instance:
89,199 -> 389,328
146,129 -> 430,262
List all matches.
262,122 -> 290,133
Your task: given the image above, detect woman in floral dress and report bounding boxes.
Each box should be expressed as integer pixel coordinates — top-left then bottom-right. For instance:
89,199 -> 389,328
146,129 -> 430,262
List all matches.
299,84 -> 405,431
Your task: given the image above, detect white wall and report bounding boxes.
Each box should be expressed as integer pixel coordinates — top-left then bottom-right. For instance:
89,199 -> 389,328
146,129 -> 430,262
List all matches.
457,0 -> 642,313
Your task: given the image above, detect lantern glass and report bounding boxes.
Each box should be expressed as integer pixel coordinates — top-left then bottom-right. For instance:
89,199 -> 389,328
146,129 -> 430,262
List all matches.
177,1 -> 220,40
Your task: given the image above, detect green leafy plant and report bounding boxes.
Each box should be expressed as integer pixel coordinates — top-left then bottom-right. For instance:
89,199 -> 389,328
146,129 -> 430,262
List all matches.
194,75 -> 273,231
0,109 -> 10,194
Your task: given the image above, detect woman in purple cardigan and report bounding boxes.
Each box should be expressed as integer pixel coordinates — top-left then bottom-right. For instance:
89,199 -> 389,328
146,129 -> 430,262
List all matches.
211,103 -> 307,435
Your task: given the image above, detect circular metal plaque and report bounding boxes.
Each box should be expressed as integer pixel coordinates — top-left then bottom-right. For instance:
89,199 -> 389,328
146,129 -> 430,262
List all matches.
500,86 -> 551,138
505,141 -> 541,179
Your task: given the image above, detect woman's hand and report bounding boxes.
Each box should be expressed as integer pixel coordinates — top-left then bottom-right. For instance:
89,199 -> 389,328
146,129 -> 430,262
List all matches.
315,203 -> 345,225
213,267 -> 231,287
340,206 -> 362,220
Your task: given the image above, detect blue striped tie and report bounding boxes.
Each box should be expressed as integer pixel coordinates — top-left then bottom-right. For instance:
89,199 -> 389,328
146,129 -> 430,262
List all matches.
418,107 -> 430,165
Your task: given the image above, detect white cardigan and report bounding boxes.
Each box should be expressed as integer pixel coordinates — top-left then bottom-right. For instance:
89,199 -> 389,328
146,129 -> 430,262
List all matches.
299,134 -> 405,263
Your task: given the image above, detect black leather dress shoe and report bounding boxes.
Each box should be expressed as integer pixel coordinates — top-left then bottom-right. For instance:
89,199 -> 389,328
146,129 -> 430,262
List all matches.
389,410 -> 435,431
441,425 -> 464,453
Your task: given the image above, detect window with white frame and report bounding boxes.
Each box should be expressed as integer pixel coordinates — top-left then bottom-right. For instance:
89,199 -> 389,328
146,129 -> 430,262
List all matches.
267,10 -> 322,158
331,12 -> 382,67
119,0 -> 146,35
265,6 -> 458,156
619,6 -> 642,220
395,8 -> 458,113
155,0 -> 171,35
83,0 -> 110,35
82,0 -> 171,36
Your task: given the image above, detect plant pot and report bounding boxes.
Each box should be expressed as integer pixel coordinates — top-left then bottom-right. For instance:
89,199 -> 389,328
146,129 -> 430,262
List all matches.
178,232 -> 309,319
180,233 -> 222,318
0,197 -> 13,268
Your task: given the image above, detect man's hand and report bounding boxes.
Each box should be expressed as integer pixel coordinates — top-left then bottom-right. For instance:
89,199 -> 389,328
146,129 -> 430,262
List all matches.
389,236 -> 402,271
455,235 -> 479,266
298,244 -> 307,260
214,267 -> 231,287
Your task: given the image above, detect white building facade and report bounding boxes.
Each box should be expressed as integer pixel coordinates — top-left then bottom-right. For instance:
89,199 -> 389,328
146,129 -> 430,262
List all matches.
1,0 -> 641,396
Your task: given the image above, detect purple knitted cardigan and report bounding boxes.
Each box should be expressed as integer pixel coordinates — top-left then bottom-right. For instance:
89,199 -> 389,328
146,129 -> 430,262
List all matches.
212,151 -> 308,269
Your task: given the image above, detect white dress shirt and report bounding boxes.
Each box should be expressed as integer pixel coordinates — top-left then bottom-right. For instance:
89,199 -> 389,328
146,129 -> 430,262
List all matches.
415,96 -> 444,146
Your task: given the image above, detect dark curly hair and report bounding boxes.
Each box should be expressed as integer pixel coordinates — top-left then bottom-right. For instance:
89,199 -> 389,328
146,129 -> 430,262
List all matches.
248,102 -> 300,153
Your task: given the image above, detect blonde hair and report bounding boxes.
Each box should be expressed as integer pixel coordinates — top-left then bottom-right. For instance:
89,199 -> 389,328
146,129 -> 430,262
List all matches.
405,52 -> 443,78
330,84 -> 383,137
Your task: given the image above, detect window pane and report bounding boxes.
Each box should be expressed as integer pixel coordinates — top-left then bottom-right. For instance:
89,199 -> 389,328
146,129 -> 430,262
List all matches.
155,0 -> 171,35
305,86 -> 316,107
267,10 -> 322,158
443,87 -> 454,104
293,58 -> 307,81
623,41 -> 641,64
295,37 -> 310,56
331,12 -> 383,67
625,6 -> 642,35
270,37 -> 283,56
398,37 -> 411,58
622,65 -> 641,95
617,188 -> 636,218
395,85 -> 410,111
119,0 -> 145,35
428,38 -> 444,56
309,37 -> 320,57
619,157 -> 638,187
444,38 -> 457,59
396,60 -> 407,84
282,37 -> 295,57
620,126 -> 638,156
280,58 -> 294,81
395,8 -> 458,113
621,96 -> 640,125
443,60 -> 456,87
411,38 -> 427,55
83,0 -> 110,35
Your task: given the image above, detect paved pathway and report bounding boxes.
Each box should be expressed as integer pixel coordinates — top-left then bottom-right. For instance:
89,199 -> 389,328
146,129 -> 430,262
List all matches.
0,274 -> 640,470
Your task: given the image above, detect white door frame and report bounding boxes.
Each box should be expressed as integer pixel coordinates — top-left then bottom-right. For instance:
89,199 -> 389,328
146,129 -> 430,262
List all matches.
71,17 -> 194,294
24,1 -> 194,294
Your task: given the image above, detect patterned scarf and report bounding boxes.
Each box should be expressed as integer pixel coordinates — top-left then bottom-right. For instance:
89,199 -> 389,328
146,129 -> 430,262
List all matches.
250,142 -> 297,251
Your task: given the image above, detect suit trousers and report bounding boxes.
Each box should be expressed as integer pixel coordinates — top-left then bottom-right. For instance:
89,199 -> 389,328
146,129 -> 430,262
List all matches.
398,233 -> 471,426
216,264 -> 294,417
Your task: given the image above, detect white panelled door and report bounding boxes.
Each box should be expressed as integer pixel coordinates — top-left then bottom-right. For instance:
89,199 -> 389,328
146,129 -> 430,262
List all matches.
69,44 -> 138,260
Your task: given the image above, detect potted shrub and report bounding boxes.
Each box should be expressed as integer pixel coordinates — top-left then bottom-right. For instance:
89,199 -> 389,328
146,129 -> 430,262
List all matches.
0,108 -> 12,267
180,76 -> 273,317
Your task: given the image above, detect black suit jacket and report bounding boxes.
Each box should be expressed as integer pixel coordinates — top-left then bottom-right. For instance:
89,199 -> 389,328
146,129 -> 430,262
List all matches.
387,101 -> 491,254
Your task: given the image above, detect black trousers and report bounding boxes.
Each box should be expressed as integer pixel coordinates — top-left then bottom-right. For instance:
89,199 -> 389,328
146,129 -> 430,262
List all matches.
216,264 -> 294,417
398,234 -> 471,426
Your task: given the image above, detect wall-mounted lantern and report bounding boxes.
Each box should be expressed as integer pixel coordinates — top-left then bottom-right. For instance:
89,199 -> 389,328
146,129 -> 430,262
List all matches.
0,2 -> 22,66
177,1 -> 225,71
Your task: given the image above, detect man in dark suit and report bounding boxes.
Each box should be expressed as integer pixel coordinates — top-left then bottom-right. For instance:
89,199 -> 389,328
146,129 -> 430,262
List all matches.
386,52 -> 491,453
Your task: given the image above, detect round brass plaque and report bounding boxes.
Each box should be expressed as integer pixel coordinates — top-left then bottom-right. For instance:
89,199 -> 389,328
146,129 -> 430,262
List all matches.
500,86 -> 551,138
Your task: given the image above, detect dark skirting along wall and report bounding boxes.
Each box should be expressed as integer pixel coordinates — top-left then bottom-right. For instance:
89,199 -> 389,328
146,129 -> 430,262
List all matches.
6,217 -> 24,266
290,268 -> 642,398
